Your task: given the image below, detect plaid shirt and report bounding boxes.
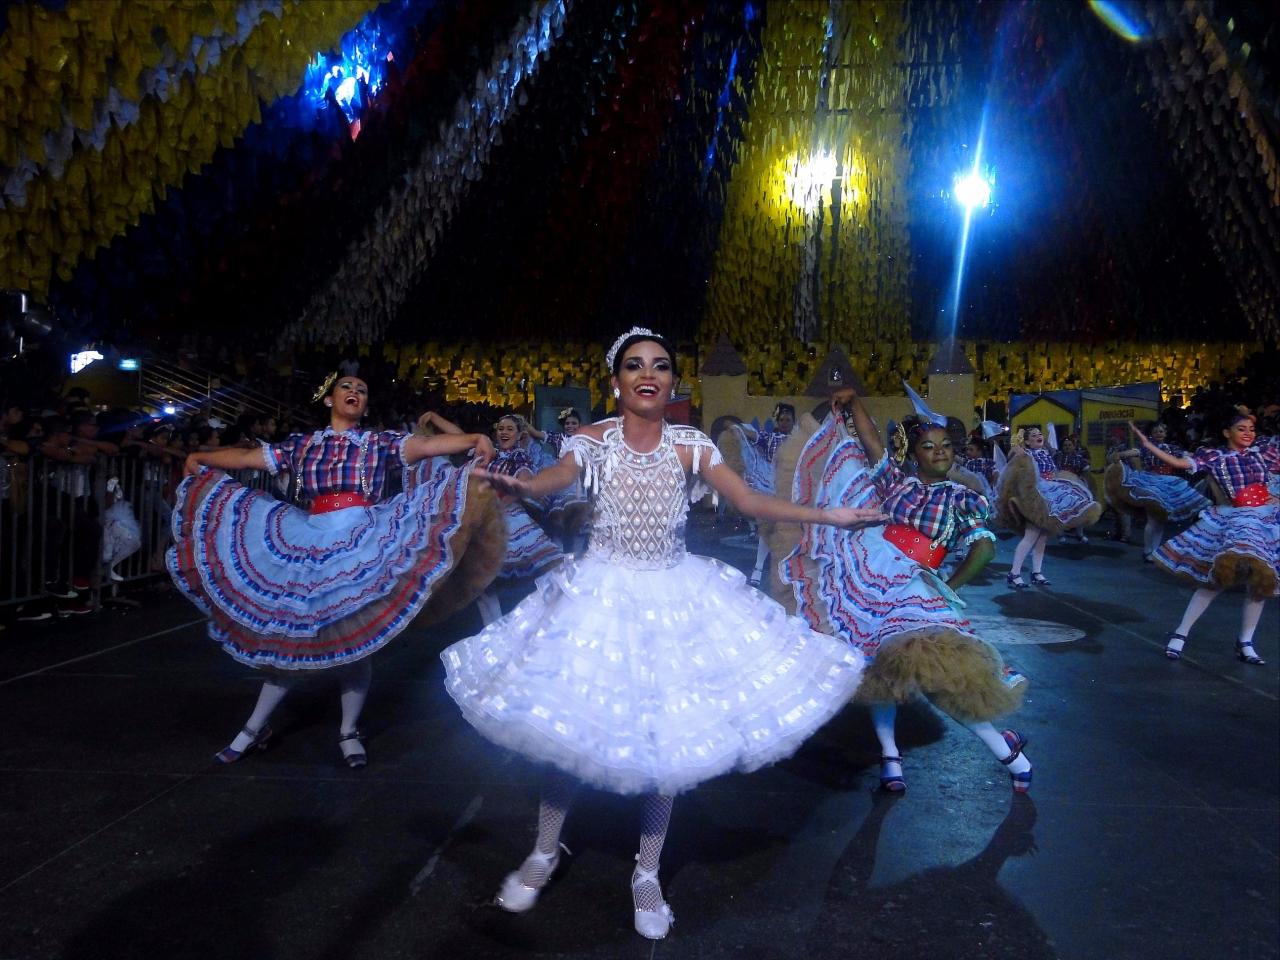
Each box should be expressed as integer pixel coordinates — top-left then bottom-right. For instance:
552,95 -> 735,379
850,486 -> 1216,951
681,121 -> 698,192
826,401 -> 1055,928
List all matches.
1191,436 -> 1280,498
1140,441 -> 1185,474
1029,447 -> 1058,479
961,456 -> 996,481
490,447 -> 536,478
263,428 -> 405,500
752,428 -> 789,464
873,458 -> 995,550
1055,448 -> 1091,475
544,431 -> 569,456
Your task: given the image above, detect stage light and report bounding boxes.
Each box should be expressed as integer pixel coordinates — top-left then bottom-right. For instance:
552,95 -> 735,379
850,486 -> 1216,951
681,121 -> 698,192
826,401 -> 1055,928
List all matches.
163,404 -> 178,416
787,153 -> 838,212
117,358 -> 140,371
334,75 -> 359,111
953,171 -> 992,211
1088,0 -> 1148,43
69,350 -> 104,374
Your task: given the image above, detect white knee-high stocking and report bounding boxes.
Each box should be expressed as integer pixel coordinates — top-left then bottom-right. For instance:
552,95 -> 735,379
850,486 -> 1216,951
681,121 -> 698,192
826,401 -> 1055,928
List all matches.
1240,598 -> 1266,653
1030,528 -> 1049,574
477,590 -> 503,626
1143,518 -> 1165,556
228,678 -> 294,752
1173,587 -> 1221,641
1011,526 -> 1041,576
968,721 -> 1031,775
338,659 -> 372,736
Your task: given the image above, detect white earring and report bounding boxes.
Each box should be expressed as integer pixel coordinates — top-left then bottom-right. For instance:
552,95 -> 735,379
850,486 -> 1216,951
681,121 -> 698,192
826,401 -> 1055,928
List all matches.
669,389 -> 676,401
612,387 -> 620,399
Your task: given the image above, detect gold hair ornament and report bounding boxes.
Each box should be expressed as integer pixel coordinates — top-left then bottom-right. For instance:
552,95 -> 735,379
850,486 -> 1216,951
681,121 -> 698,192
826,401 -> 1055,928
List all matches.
889,421 -> 909,465
312,371 -> 338,403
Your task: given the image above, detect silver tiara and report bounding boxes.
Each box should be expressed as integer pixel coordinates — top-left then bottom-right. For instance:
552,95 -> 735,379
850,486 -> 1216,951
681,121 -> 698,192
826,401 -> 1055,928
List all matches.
605,326 -> 660,372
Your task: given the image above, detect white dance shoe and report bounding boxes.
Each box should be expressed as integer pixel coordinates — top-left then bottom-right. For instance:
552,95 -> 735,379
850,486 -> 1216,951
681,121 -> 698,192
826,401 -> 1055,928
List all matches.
495,844 -> 566,913
631,859 -> 674,940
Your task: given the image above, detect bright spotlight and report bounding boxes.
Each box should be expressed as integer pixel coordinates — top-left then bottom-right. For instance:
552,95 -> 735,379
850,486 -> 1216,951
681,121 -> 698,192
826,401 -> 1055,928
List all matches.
162,404 -> 178,416
953,171 -> 992,211
1088,0 -> 1149,43
117,358 -> 140,371
69,350 -> 104,374
787,153 -> 838,212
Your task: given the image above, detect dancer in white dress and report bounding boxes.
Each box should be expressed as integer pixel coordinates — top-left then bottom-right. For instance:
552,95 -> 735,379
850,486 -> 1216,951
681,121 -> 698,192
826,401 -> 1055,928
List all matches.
441,328 -> 882,940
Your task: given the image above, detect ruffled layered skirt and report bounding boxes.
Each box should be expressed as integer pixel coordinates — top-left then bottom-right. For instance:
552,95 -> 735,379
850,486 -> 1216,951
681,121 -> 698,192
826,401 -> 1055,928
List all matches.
783,524 -> 1025,723
441,553 -> 865,795
780,421 -> 1025,723
499,501 -> 564,580
996,454 -> 1102,534
1154,504 -> 1279,599
168,466 -> 500,670
1104,463 -> 1209,523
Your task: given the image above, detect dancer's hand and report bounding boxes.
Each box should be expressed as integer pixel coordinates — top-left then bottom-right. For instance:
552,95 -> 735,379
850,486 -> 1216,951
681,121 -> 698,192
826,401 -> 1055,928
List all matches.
1128,421 -> 1151,449
478,467 -> 529,498
470,435 -> 495,467
825,506 -> 887,528
183,453 -> 202,477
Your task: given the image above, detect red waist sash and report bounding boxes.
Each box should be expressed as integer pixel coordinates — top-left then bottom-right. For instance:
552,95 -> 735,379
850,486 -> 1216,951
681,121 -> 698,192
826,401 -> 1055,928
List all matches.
310,493 -> 374,514
1232,483 -> 1271,508
883,524 -> 946,569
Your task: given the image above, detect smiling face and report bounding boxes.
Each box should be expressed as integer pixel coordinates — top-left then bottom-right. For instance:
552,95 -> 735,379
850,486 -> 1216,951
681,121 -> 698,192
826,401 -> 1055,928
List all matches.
1223,417 -> 1255,451
326,377 -> 369,420
1150,423 -> 1168,443
774,408 -> 795,434
612,340 -> 674,415
561,415 -> 580,435
1024,427 -> 1045,449
912,428 -> 954,479
494,416 -> 520,450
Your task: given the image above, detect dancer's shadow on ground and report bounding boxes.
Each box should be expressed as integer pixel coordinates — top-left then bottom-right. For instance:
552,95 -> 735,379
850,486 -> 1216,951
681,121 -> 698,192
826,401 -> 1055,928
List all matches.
62,819 -> 342,960
808,793 -> 1055,960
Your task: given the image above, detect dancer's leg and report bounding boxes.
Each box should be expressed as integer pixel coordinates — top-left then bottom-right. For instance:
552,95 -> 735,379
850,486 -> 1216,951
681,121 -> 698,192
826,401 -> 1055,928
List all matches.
968,721 -> 1032,776
1030,528 -> 1049,575
1011,526 -> 1039,577
1238,598 -> 1267,662
632,794 -> 675,937
219,677 -> 293,758
477,590 -> 503,626
338,659 -> 372,736
871,704 -> 904,790
1169,587 -> 1221,653
750,538 -> 769,585
516,770 -> 578,888
1143,517 -> 1165,557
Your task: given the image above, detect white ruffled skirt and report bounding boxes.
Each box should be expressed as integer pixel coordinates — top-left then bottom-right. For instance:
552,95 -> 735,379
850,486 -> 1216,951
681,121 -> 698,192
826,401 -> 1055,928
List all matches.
441,553 -> 865,795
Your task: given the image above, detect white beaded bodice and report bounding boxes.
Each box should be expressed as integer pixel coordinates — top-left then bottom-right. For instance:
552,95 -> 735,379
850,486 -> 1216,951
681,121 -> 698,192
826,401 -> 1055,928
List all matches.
564,420 -> 722,571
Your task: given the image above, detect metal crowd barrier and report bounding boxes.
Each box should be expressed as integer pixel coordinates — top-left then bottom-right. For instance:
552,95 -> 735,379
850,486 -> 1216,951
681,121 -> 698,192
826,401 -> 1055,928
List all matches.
1,454 -> 286,612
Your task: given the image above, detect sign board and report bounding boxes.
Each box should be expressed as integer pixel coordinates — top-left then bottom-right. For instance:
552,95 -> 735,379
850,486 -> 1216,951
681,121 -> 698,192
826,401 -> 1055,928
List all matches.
1080,383 -> 1161,465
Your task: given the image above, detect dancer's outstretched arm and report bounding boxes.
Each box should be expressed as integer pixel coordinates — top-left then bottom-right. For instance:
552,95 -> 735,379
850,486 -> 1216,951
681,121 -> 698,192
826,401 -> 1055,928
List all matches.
480,456 -> 578,499
1129,422 -> 1194,472
403,432 -> 493,466
702,459 -> 885,528
844,392 -> 884,464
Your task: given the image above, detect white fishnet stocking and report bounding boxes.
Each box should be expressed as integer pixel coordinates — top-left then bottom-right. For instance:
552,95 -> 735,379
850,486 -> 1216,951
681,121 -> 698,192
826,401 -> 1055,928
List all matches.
517,771 -> 577,888
632,794 -> 673,913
